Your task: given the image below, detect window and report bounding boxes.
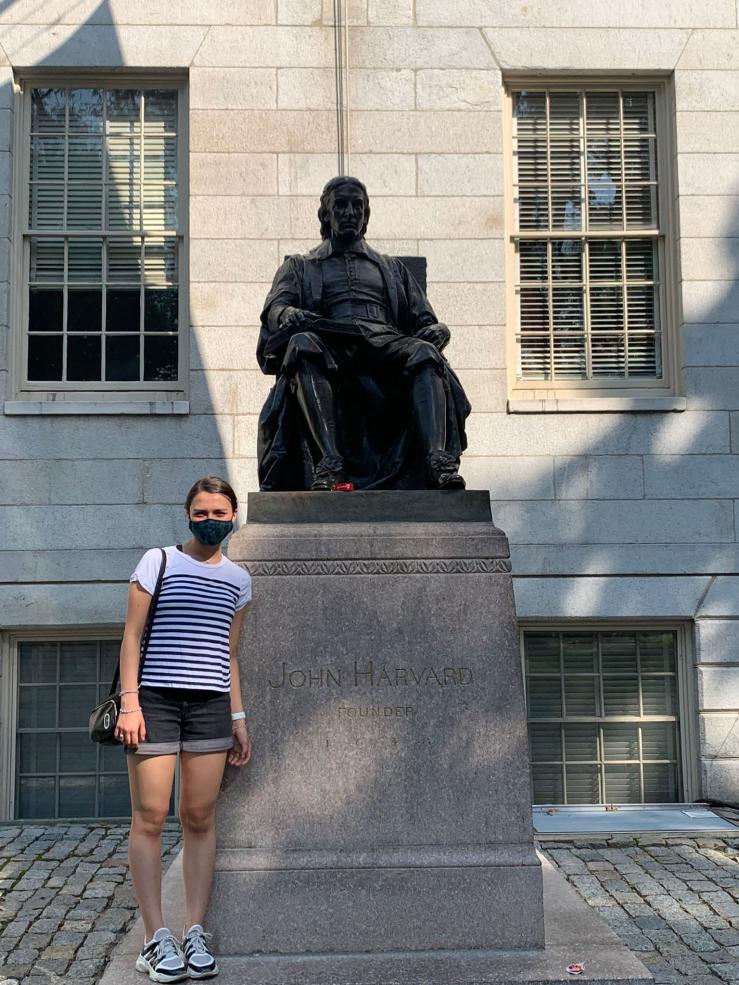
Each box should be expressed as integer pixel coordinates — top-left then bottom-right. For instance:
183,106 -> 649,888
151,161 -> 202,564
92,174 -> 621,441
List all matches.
10,78 -> 187,408
524,629 -> 683,805
506,81 -> 678,401
14,639 -> 132,819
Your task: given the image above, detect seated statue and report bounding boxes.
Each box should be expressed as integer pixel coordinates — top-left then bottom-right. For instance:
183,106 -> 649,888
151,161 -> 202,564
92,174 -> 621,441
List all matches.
256,176 -> 471,491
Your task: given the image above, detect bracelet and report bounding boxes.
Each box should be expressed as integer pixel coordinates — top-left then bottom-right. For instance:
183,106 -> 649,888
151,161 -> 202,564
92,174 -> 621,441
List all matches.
232,722 -> 247,731
119,707 -> 142,714
231,711 -> 246,721
120,689 -> 139,695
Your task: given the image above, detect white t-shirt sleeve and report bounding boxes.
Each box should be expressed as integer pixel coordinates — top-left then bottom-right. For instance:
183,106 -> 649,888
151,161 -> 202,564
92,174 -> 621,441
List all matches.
236,570 -> 252,610
130,548 -> 163,595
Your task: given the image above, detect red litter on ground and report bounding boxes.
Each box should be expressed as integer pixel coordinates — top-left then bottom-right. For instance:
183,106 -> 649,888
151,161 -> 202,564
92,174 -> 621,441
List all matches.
566,963 -> 584,975
332,482 -> 355,491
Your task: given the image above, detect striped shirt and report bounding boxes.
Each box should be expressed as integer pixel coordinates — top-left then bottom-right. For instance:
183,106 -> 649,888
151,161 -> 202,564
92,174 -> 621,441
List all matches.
130,545 -> 251,692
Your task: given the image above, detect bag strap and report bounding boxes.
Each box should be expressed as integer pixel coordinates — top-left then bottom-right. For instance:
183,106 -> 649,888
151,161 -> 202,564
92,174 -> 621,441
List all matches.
110,547 -> 167,695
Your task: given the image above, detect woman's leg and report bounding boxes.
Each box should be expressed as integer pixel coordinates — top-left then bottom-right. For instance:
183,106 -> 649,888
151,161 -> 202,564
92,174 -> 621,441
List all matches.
179,750 -> 228,929
127,752 -> 178,938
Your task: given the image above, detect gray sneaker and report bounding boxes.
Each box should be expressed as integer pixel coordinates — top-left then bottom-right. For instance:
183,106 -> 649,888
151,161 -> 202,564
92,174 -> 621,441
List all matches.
136,927 -> 187,983
182,923 -> 218,979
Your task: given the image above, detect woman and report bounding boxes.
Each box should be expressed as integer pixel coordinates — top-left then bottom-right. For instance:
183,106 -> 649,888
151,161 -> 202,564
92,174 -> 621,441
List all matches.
116,475 -> 252,982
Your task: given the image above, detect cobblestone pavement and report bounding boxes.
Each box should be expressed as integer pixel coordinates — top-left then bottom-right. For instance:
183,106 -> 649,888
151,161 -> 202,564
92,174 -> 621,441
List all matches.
2,825 -> 739,984
541,833 -> 739,985
0,821 -> 181,985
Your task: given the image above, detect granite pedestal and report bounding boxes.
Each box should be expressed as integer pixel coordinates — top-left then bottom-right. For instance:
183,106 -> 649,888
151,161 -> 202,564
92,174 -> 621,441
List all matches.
201,491 -> 652,983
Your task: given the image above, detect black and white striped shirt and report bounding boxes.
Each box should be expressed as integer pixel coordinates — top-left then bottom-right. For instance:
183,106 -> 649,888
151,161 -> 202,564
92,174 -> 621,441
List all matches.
130,546 -> 251,692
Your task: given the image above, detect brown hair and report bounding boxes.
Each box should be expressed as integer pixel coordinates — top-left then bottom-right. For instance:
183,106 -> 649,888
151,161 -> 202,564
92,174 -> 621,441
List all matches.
184,475 -> 238,514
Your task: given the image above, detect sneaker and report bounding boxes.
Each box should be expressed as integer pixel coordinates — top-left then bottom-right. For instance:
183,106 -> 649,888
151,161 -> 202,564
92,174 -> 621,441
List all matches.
182,924 -> 219,979
136,927 -> 188,983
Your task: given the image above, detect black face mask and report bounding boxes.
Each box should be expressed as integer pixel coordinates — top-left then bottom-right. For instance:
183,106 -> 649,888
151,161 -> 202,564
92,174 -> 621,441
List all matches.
188,518 -> 234,546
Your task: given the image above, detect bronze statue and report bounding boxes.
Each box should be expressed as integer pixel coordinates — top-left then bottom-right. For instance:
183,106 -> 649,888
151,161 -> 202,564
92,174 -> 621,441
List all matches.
256,176 -> 471,491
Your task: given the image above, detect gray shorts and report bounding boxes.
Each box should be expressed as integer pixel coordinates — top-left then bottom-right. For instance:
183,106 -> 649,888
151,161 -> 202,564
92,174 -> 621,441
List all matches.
126,686 -> 234,756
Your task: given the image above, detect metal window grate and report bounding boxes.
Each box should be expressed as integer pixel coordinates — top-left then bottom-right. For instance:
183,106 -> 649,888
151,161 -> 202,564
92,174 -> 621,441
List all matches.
25,86 -> 180,385
512,88 -> 663,382
525,630 -> 681,805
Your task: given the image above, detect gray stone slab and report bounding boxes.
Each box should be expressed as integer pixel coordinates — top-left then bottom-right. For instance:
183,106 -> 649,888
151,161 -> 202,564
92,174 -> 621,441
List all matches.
247,489 -> 493,523
100,854 -> 652,985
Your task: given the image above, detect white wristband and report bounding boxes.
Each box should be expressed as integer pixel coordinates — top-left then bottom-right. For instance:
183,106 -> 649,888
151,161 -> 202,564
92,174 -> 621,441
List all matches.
231,711 -> 246,721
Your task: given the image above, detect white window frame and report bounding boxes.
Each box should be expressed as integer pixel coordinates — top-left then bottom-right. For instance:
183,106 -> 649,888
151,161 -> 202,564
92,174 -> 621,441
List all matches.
5,72 -> 190,416
504,76 -> 682,413
519,620 -> 699,805
0,628 -> 181,821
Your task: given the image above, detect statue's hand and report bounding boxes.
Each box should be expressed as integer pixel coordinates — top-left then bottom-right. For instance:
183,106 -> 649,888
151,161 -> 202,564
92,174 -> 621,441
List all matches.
417,323 -> 450,351
279,306 -> 317,330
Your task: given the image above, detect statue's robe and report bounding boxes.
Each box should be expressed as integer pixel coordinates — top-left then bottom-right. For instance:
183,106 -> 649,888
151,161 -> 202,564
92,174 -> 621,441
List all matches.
256,240 -> 471,491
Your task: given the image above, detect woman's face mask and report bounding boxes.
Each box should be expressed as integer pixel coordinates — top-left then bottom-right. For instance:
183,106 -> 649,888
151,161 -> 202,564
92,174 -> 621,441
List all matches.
188,518 -> 234,546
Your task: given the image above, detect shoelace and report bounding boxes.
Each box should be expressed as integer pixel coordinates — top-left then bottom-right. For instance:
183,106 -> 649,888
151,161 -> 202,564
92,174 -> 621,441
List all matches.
185,928 -> 213,956
155,933 -> 182,962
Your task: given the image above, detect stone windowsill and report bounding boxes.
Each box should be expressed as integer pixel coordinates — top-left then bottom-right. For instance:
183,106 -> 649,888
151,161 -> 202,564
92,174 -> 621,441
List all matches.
507,396 -> 687,414
4,400 -> 190,415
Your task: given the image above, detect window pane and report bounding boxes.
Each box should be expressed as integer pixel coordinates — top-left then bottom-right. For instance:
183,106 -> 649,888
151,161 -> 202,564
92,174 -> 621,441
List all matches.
525,633 -> 560,673
29,288 -> 63,332
101,741 -> 127,772
60,641 -> 98,682
69,238 -> 103,282
527,677 -> 562,718
30,136 -> 64,181
566,765 -> 600,804
601,634 -> 638,673
67,335 -> 101,381
641,676 -> 677,716
106,89 -> 141,134
101,641 -> 120,680
531,764 -> 563,803
69,88 -> 103,132
643,763 -> 678,803
59,684 -> 97,728
19,642 -> 57,682
144,237 -> 178,285
59,776 -> 96,817
562,634 -> 597,673
144,335 -> 178,381
144,90 -> 178,131
144,288 -> 178,331
641,723 -> 676,761
30,238 -> 64,283
99,775 -> 131,816
18,732 -> 57,773
68,135 -> 103,182
564,724 -> 598,761
60,732 -> 97,773
18,777 -> 56,818
639,632 -> 676,673
529,723 -> 562,762
107,238 -> 142,282
27,334 -> 63,381
603,676 -> 640,717
564,676 -> 598,716
68,290 -> 103,332
602,724 -> 639,761
18,685 -> 57,729
604,765 -> 641,803
107,289 -> 140,332
106,334 -> 140,381
31,88 -> 66,132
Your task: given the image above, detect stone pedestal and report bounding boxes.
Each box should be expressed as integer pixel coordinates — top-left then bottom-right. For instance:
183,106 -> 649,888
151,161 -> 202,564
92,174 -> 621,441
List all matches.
203,491 -> 651,985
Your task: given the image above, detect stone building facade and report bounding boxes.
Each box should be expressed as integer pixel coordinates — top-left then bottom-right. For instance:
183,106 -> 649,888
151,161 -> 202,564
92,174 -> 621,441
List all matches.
0,0 -> 737,819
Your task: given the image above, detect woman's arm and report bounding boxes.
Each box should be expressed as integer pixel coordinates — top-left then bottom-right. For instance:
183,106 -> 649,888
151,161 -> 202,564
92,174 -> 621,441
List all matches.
228,606 -> 252,767
116,581 -> 151,746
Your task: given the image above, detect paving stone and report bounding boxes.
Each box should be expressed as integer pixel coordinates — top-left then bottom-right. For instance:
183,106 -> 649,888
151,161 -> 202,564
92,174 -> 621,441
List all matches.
66,955 -> 107,976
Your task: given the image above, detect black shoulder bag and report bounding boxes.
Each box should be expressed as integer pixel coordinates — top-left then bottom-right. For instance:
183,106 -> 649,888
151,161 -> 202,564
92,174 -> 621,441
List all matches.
88,547 -> 167,745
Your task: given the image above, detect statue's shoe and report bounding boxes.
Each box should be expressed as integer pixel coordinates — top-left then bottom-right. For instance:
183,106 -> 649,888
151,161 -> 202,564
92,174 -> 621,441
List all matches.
427,451 -> 466,490
311,455 -> 346,491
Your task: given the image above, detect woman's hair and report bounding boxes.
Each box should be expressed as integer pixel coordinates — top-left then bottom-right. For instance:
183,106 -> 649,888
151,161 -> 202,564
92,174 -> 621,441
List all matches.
318,176 -> 370,240
184,475 -> 238,514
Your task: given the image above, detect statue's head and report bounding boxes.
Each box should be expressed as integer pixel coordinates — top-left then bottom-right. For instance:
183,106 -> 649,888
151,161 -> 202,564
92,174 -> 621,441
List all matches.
318,176 -> 370,240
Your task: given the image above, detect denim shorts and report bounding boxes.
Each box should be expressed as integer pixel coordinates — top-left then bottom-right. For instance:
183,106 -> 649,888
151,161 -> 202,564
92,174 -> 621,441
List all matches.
126,686 -> 234,756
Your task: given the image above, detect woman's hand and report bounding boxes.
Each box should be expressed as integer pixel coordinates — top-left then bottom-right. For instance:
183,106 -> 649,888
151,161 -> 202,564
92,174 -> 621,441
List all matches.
228,723 -> 252,767
115,707 -> 146,748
